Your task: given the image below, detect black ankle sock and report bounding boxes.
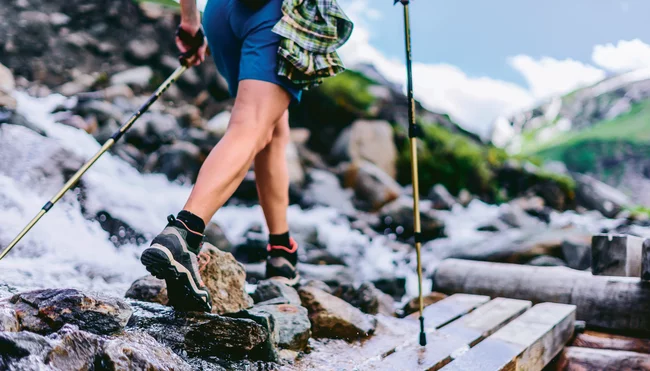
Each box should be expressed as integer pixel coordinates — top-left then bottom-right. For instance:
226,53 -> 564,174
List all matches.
174,210 -> 205,253
269,232 -> 291,248
268,231 -> 298,266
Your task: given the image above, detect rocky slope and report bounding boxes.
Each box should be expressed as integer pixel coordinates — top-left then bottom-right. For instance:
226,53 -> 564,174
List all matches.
492,67 -> 650,207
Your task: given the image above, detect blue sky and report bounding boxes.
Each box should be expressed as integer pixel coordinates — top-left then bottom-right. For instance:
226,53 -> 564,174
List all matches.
336,0 -> 650,137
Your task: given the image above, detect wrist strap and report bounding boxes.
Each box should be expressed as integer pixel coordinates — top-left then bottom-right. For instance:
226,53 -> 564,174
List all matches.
176,25 -> 205,66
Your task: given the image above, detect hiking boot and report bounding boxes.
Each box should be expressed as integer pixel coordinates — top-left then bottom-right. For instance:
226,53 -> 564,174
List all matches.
140,215 -> 212,312
265,238 -> 300,286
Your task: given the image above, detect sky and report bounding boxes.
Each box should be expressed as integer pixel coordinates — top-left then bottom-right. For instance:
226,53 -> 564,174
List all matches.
335,0 -> 650,138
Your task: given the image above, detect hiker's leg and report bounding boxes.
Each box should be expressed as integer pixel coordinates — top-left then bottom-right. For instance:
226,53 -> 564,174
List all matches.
254,110 -> 290,234
182,80 -> 291,224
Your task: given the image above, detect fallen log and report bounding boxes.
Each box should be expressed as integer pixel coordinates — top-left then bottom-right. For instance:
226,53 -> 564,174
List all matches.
571,331 -> 650,354
554,347 -> 650,371
432,259 -> 650,335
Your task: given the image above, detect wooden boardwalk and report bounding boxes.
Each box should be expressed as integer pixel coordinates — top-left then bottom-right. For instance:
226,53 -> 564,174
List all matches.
290,294 -> 576,371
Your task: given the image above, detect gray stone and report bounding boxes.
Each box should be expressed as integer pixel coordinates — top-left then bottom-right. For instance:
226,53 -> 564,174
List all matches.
526,255 -> 568,267
333,282 -> 395,316
49,12 -> 71,26
0,63 -> 15,92
378,197 -> 445,242
498,204 -> 543,229
299,280 -> 333,294
332,120 -> 398,178
303,169 -> 356,215
126,39 -> 160,63
286,141 -> 305,186
252,280 -> 301,305
561,240 -> 591,270
298,264 -> 354,287
110,67 -> 153,89
250,304 -> 311,351
342,161 -> 402,212
2,289 -> 132,335
427,184 -> 457,210
125,275 -> 168,305
146,141 -> 202,183
575,173 -> 631,218
0,306 -> 19,332
298,286 -> 376,340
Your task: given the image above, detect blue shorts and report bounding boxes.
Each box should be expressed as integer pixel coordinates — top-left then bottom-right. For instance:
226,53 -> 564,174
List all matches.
202,0 -> 303,103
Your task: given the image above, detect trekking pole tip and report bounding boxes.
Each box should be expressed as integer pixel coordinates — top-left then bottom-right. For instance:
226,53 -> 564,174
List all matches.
419,332 -> 427,346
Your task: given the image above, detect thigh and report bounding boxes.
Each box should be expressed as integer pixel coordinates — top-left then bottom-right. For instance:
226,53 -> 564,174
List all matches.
236,0 -> 303,103
229,80 -> 291,135
202,0 -> 241,97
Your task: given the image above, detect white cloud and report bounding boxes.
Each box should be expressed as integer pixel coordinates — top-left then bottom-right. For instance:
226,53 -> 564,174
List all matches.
592,39 -> 650,73
508,55 -> 606,98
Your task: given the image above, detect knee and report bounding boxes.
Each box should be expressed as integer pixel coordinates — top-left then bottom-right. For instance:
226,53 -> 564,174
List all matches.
226,113 -> 275,151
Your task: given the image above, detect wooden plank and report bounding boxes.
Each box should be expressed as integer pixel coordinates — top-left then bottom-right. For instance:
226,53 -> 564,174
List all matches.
441,302 -> 576,371
360,298 -> 531,371
571,330 -> 650,354
592,234 -> 643,277
432,259 -> 650,335
290,294 -> 489,370
553,347 -> 650,371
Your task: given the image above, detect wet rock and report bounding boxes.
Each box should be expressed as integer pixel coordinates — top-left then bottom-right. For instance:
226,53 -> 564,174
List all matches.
342,161 -> 402,211
574,173 -> 630,218
333,282 -> 395,316
298,286 -> 376,340
458,189 -> 474,207
252,280 -> 301,305
127,300 -> 272,360
126,39 -> 160,63
402,292 -> 447,317
95,210 -> 147,247
110,66 -> 153,89
125,275 -> 168,305
76,99 -> 125,124
512,196 -> 552,223
103,84 -> 135,100
199,243 -> 254,314
0,324 -> 192,371
49,12 -> 71,27
298,264 -> 354,287
250,304 -> 311,351
525,255 -> 567,267
331,120 -> 398,178
58,74 -> 96,96
373,276 -> 407,299
146,141 -> 203,183
144,112 -> 180,147
561,240 -> 592,270
427,184 -> 457,210
204,222 -> 232,252
302,169 -> 356,215
206,110 -> 231,136
1,289 -> 132,335
377,197 -> 445,242
244,263 -> 267,283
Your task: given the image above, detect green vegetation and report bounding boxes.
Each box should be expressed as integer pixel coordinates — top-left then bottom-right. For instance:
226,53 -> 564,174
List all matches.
395,121 -> 506,198
317,70 -> 378,114
135,0 -> 181,9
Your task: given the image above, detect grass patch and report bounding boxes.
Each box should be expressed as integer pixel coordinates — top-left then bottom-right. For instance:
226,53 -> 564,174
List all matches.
317,70 -> 378,114
135,0 -> 181,9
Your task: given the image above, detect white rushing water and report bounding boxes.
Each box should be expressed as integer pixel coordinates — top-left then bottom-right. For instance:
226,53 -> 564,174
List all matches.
0,90 -> 632,301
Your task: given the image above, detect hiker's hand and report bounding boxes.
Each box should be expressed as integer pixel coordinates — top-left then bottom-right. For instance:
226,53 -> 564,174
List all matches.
176,23 -> 207,67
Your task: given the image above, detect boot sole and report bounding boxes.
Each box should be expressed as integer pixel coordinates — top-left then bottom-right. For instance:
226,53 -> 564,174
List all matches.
141,245 -> 212,312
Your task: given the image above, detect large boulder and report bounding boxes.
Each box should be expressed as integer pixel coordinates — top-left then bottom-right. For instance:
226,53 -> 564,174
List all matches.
298,286 -> 376,340
331,120 -> 398,178
145,141 -> 203,183
204,221 -> 232,252
198,243 -> 254,315
249,304 -> 311,352
342,161 -> 402,211
127,300 -> 272,361
0,324 -> 192,371
0,289 -> 132,335
574,173 -> 631,218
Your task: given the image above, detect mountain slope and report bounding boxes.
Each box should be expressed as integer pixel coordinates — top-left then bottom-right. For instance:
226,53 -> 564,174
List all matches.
493,67 -> 650,206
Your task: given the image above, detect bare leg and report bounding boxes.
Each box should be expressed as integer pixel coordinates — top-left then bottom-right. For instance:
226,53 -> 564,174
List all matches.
183,80 -> 291,224
254,110 -> 290,234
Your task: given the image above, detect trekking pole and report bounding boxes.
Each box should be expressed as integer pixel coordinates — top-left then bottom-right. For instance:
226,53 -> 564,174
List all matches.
395,0 -> 426,346
0,64 -> 188,261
